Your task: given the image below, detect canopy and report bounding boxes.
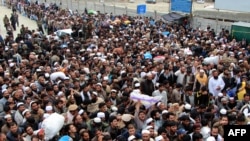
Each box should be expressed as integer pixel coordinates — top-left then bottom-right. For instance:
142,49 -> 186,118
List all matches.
161,12 -> 185,22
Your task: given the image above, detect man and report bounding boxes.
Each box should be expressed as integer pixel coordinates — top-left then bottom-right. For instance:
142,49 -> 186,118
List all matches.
0,89 -> 9,113
87,91 -> 104,113
140,73 -> 155,96
208,70 -> 225,97
173,128 -> 187,141
6,122 -> 22,141
105,116 -> 121,140
14,102 -> 26,125
152,83 -> 168,106
236,94 -> 250,111
30,101 -> 44,123
193,69 -> 208,93
23,125 -> 36,141
174,66 -> 186,85
139,129 -> 154,141
171,83 -> 183,103
65,123 -> 80,141
80,130 -> 90,141
210,126 -> 223,141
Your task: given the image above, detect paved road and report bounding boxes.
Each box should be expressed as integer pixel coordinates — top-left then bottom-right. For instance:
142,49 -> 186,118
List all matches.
44,0 -> 213,19
0,5 -> 38,38
0,0 -> 213,38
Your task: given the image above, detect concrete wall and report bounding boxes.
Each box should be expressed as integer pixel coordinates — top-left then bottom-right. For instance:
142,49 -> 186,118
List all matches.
193,10 -> 250,23
191,17 -> 233,33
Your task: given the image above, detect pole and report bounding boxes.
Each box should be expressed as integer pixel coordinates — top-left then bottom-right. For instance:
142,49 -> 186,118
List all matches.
77,0 -> 79,11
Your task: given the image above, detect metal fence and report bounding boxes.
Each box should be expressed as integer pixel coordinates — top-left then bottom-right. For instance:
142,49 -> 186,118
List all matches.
45,0 -> 166,20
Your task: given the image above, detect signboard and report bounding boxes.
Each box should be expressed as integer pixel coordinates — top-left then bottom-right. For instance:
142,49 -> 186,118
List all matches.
137,4 -> 146,14
215,0 -> 250,13
170,0 -> 192,14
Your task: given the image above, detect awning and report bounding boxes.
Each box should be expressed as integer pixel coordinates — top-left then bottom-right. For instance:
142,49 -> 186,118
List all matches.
161,12 -> 185,22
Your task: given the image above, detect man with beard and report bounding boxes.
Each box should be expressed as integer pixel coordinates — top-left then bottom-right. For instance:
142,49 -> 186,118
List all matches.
95,83 -> 107,100
193,69 -> 208,93
79,84 -> 92,110
109,89 -> 120,106
149,110 -> 162,131
0,89 -> 9,113
24,87 -> 39,101
6,122 -> 22,141
105,116 -> 121,140
54,99 -> 66,114
87,117 -> 106,138
23,125 -> 37,141
30,83 -> 39,94
208,69 -> 225,97
140,73 -> 155,96
79,130 -> 90,141
29,101 -> 44,123
35,76 -> 46,92
14,102 -> 26,126
87,91 -> 104,113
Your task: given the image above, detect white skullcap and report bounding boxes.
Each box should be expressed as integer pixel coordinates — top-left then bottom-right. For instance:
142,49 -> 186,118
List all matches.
78,109 -> 84,115
16,102 -> 24,108
4,114 -> 11,119
93,117 -> 101,123
22,109 -> 29,116
145,126 -> 153,130
184,103 -> 191,110
220,108 -> 227,115
155,135 -> 163,141
57,91 -> 64,96
9,62 -> 15,67
200,69 -> 205,73
92,91 -> 98,96
135,83 -> 140,87
218,93 -> 223,97
45,105 -> 53,111
128,135 -> 136,141
141,129 -> 150,134
30,83 -> 35,87
103,76 -> 109,81
141,72 -> 146,78
206,136 -> 216,141
111,106 -> 118,112
162,110 -> 168,114
146,118 -> 153,124
157,102 -> 162,107
45,73 -> 50,78
97,112 -> 105,118
111,89 -> 117,93
229,97 -> 234,100
96,83 -> 102,87
2,89 -> 7,93
24,87 -> 30,91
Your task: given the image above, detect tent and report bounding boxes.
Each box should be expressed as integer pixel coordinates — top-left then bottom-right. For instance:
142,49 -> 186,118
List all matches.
161,12 -> 186,22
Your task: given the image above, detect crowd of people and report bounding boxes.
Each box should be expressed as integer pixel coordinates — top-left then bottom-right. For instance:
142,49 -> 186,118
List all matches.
0,1 -> 250,141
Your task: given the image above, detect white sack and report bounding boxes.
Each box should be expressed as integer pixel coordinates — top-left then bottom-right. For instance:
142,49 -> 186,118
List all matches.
130,92 -> 162,109
41,113 -> 65,140
203,56 -> 219,65
50,72 -> 66,82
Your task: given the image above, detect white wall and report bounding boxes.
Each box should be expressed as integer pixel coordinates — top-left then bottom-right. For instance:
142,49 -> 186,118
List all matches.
215,0 -> 250,13
191,17 -> 232,33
